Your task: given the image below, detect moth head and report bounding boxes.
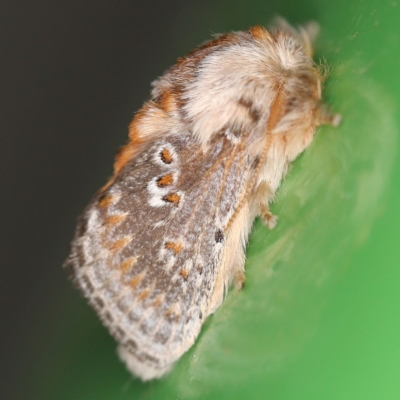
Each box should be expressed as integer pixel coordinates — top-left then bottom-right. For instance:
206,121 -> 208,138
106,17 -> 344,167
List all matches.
249,24 -> 340,163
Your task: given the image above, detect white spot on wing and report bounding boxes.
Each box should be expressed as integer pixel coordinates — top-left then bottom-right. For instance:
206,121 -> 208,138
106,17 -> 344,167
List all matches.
148,195 -> 168,208
147,173 -> 179,207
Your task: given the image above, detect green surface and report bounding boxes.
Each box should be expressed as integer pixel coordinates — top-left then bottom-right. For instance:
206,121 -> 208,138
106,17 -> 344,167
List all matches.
37,1 -> 400,399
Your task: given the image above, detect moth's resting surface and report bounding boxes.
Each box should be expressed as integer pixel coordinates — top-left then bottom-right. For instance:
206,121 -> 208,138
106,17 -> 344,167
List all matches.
66,22 -> 339,380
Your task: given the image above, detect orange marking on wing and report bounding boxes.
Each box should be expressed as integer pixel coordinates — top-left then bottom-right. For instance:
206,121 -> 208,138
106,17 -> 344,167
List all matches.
160,149 -> 173,164
104,214 -> 126,226
128,271 -> 145,288
138,288 -> 151,301
164,241 -> 183,255
102,144 -> 142,194
100,180 -> 113,194
163,193 -> 180,206
100,124 -> 145,193
179,269 -> 189,280
152,296 -> 164,307
108,236 -> 131,253
157,173 -> 174,187
113,142 -> 143,176
118,257 -> 136,274
98,194 -> 115,208
165,306 -> 176,317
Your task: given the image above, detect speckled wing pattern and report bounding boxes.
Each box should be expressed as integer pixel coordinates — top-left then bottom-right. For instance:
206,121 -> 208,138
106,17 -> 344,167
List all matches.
67,131 -> 252,377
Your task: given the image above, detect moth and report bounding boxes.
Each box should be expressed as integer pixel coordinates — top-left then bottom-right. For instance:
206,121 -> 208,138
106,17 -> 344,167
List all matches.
66,21 -> 340,381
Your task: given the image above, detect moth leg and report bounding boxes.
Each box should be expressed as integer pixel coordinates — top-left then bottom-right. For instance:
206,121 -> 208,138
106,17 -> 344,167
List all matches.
252,182 -> 278,229
259,203 -> 278,230
233,270 -> 246,291
316,104 -> 342,127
